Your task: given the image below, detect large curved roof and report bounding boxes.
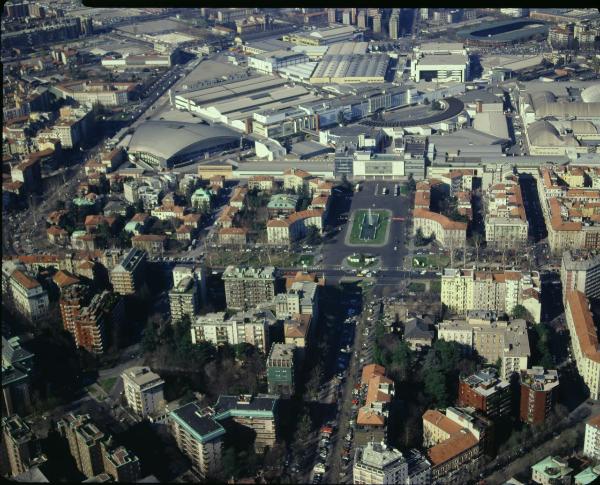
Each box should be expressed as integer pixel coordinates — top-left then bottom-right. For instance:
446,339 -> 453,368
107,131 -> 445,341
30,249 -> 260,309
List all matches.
127,121 -> 239,163
581,84 -> 600,103
527,120 -> 577,147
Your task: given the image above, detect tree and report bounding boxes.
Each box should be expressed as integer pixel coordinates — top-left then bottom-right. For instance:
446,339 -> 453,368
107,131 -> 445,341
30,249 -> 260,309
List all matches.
141,321 -> 158,353
407,174 -> 416,192
391,341 -> 413,381
511,304 -> 529,320
304,225 -> 322,246
424,368 -> 448,406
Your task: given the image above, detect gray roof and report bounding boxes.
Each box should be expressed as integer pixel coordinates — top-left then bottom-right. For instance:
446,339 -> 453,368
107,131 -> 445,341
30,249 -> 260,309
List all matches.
170,402 -> 225,438
214,394 -> 278,416
404,318 -> 434,341
127,121 -> 240,164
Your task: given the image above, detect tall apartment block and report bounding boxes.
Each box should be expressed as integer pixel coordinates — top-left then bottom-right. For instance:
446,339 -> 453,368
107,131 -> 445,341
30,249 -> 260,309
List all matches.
1,415 -> 46,477
519,367 -> 559,425
57,413 -> 106,478
583,414 -> 600,460
101,441 -> 141,482
267,343 -> 296,397
561,250 -> 600,303
169,402 -> 226,479
458,368 -> 512,420
2,336 -> 34,417
110,248 -> 147,295
122,366 -> 165,419
169,266 -> 200,323
222,266 -> 276,311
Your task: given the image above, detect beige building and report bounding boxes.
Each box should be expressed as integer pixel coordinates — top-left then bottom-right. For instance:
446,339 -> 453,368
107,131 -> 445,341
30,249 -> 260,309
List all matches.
352,441 -> 411,485
412,209 -> 467,248
131,234 -> 167,256
2,264 -> 49,322
122,366 -> 165,419
283,168 -> 312,191
101,444 -> 141,482
583,414 -> 600,460
565,291 -> 600,400
248,175 -> 275,191
274,280 -> 319,319
441,268 -> 542,323
57,414 -> 106,479
222,266 -> 276,311
437,316 -> 530,380
191,309 -> 275,353
1,414 -> 46,477
110,248 -> 147,296
485,177 -> 529,249
168,266 -> 200,323
267,209 -> 324,245
218,227 -> 248,246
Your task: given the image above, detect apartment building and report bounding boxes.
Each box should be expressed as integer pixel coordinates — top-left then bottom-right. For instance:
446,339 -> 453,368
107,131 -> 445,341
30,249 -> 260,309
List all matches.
565,291 -> 600,400
51,106 -> 94,149
3,267 -> 49,322
537,166 -> 600,253
583,414 -> 600,460
267,343 -> 296,397
441,268 -> 542,323
248,175 -> 275,192
213,394 -> 278,452
169,402 -> 226,479
122,366 -> 165,419
560,250 -> 600,303
169,266 -> 200,323
485,177 -> 529,249
131,234 -> 167,257
519,367 -> 559,425
531,456 -> 573,485
422,407 -> 492,483
353,441 -> 429,485
1,414 -> 45,477
54,82 -> 136,107
356,365 -> 395,442
274,280 -> 319,319
284,314 -> 312,357
222,266 -> 276,311
266,209 -> 324,245
102,444 -> 141,482
438,316 -> 530,380
458,368 -> 512,420
2,336 -> 33,417
57,414 -> 106,478
191,309 -> 275,352
110,248 -> 147,295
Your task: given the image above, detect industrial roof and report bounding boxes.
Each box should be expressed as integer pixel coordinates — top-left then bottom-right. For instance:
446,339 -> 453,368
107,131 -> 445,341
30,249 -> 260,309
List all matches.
417,54 -> 468,66
311,54 -> 389,81
473,112 -> 510,140
527,120 -> 578,147
127,121 -> 239,163
581,84 -> 600,103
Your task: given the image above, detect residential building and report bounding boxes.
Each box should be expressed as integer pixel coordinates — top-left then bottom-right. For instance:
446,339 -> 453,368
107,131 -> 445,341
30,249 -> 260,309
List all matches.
248,175 -> 275,192
458,368 -> 512,420
437,317 -> 530,380
122,366 -> 165,419
574,465 -> 600,485
267,209 -> 324,245
274,280 -> 319,319
213,394 -> 278,452
222,266 -> 276,311
190,188 -> 212,211
565,291 -> 600,400
168,266 -> 200,323
267,343 -> 296,397
403,317 -> 434,351
441,268 -> 542,323
422,407 -> 492,483
218,227 -> 248,246
352,441 -> 408,485
54,82 -> 136,107
1,337 -> 33,417
191,309 -> 274,353
583,414 -> 600,460
356,365 -> 395,441
561,251 -> 600,303
110,248 -> 147,295
4,268 -> 49,322
485,177 -> 529,249
284,314 -> 312,356
101,444 -> 141,482
169,402 -> 225,479
531,456 -> 573,485
267,194 -> 299,217
412,209 -> 468,249
283,168 -> 312,192
131,235 -> 167,257
519,367 -> 559,425
1,415 -> 45,477
51,106 -> 94,149
57,414 -> 106,479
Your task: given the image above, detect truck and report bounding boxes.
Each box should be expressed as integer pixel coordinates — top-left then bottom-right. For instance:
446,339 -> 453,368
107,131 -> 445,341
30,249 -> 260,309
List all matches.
314,463 -> 326,474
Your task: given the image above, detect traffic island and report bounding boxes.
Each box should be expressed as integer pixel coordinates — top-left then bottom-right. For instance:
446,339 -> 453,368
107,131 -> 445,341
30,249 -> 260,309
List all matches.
345,209 -> 392,247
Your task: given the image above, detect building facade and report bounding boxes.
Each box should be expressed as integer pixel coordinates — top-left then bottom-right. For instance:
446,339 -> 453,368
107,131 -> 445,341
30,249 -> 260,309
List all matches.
583,414 -> 600,460
122,366 -> 166,419
222,266 -> 276,311
458,368 -> 512,420
110,248 -> 147,295
267,343 -> 296,397
560,250 -> 600,303
1,414 -> 45,477
519,367 -> 559,425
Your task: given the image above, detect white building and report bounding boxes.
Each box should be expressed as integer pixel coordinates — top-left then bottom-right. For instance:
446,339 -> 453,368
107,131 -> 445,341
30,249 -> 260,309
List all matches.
247,50 -> 309,74
410,43 -> 469,83
583,414 -> 600,460
3,266 -> 49,322
274,281 -> 319,319
169,266 -> 201,323
353,441 -> 430,484
122,366 -> 165,418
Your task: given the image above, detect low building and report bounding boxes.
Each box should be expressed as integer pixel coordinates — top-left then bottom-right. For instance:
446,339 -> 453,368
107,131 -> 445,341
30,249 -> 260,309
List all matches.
218,227 -> 248,246
531,456 -> 573,485
131,234 -> 167,257
413,209 -> 467,249
458,368 -> 512,420
356,364 -> 394,443
191,188 -> 212,211
248,175 -> 275,192
267,343 -> 296,398
565,291 -> 600,400
583,414 -> 600,460
520,367 -> 559,425
410,43 -> 469,83
403,317 -> 434,351
122,366 -> 166,419
267,193 -> 299,217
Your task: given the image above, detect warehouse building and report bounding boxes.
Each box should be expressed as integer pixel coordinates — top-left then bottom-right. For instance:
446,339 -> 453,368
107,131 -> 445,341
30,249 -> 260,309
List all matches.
310,54 -> 389,84
247,50 -> 309,74
410,43 -> 470,83
283,24 -> 359,46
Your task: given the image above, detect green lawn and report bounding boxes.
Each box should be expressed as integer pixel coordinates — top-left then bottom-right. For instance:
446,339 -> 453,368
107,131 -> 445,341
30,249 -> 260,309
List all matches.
412,254 -> 450,269
98,377 -> 117,394
408,282 -> 426,293
430,280 -> 442,293
349,210 -> 391,245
